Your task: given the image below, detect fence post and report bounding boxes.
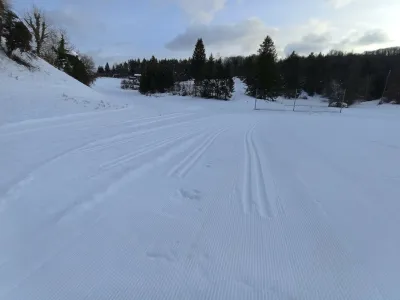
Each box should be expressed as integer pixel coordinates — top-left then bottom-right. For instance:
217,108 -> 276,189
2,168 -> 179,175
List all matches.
340,89 -> 347,113
254,98 -> 257,110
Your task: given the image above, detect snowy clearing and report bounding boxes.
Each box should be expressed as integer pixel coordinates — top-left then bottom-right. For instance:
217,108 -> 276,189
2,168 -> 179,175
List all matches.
1,66 -> 400,299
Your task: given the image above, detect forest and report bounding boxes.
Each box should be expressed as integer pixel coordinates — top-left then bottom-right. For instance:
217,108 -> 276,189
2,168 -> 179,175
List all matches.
99,38 -> 400,104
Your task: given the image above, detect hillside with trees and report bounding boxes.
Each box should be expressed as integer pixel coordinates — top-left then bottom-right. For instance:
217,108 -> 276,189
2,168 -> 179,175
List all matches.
0,0 -> 96,86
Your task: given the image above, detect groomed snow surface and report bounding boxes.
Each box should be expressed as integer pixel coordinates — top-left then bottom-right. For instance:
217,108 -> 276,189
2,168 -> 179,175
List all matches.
1,56 -> 400,300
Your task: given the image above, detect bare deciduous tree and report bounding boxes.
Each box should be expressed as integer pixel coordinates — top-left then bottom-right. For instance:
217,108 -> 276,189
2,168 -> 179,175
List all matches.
23,6 -> 50,56
41,27 -> 74,65
79,53 -> 96,75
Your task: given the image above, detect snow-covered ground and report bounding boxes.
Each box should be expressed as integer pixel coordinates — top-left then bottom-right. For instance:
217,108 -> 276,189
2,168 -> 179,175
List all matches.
0,52 -> 128,125
1,60 -> 400,299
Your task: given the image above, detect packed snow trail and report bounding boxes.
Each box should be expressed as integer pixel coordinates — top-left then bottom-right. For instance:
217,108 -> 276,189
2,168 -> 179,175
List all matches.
1,78 -> 400,300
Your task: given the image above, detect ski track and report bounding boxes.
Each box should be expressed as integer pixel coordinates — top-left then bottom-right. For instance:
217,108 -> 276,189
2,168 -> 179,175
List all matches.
241,124 -> 283,219
0,112 -> 189,137
0,113 -> 206,212
2,75 -> 400,300
55,127 -> 208,223
95,128 -> 207,175
168,128 -> 226,178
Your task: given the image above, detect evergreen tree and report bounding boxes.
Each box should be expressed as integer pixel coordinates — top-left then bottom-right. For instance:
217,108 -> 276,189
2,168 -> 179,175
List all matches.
53,35 -> 69,71
215,58 -> 234,100
139,56 -> 174,95
281,51 -> 300,98
246,36 -> 279,102
201,53 -> 215,98
104,62 -> 110,75
97,66 -> 105,74
191,38 -> 206,95
68,54 -> 91,86
2,10 -> 32,56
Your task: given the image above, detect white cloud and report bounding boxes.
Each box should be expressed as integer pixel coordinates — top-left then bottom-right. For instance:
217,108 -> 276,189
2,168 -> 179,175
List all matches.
170,0 -> 228,23
326,0 -> 356,9
166,18 -> 277,56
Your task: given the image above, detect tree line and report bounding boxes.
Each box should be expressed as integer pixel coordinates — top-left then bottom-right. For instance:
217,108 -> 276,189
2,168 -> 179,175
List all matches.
100,34 -> 400,104
0,0 -> 96,86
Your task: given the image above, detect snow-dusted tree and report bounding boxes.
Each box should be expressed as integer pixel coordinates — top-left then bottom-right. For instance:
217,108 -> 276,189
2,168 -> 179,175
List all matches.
23,6 -> 50,56
327,79 -> 345,107
41,27 -> 73,65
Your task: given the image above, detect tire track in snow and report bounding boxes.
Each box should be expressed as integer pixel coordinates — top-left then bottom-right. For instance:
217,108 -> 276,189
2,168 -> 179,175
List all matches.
167,128 -> 226,178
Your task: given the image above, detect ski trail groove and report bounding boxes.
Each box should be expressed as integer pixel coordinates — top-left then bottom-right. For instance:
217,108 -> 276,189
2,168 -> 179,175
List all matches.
241,125 -> 253,215
0,115 -> 206,211
98,128 -> 206,172
77,115 -> 206,153
168,128 -> 226,178
0,112 -> 189,137
248,125 -> 275,218
56,129 -> 207,223
241,124 -> 275,218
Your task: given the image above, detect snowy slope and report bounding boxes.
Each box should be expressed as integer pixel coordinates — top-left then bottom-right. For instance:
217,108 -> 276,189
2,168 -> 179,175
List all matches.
0,52 -> 128,125
1,76 -> 400,300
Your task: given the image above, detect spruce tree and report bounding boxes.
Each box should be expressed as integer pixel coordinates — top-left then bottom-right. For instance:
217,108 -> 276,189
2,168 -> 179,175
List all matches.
2,10 -> 32,56
54,35 -> 69,71
104,62 -> 110,75
251,36 -> 279,101
191,38 -> 206,96
202,53 -> 215,98
281,51 -> 300,98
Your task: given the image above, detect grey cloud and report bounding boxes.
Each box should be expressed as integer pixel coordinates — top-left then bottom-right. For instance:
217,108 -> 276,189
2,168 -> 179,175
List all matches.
284,33 -> 331,56
165,18 -> 277,54
356,29 -> 390,46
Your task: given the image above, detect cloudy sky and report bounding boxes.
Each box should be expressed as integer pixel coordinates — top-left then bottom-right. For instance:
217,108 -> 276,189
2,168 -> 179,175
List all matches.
12,0 -> 400,65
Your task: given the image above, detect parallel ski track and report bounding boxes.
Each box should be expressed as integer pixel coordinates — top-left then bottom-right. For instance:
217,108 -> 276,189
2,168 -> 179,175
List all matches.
97,127 -> 208,174
168,128 -> 226,178
55,128 -> 211,223
0,112 -> 191,137
241,124 -> 277,218
0,114 -> 209,212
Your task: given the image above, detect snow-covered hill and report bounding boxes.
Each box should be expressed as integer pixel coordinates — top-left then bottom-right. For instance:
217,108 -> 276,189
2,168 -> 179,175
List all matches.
1,69 -> 400,299
0,52 -> 128,125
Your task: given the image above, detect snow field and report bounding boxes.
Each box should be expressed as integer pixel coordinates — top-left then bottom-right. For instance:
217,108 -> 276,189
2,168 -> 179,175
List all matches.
1,60 -> 400,299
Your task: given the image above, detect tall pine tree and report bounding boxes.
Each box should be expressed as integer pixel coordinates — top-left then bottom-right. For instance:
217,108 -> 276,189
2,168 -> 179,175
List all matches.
104,62 -> 110,76
191,38 -> 206,96
245,36 -> 279,105
281,51 -> 301,98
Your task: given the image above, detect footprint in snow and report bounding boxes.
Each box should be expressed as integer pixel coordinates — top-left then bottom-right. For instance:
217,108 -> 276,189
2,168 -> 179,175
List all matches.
177,188 -> 201,201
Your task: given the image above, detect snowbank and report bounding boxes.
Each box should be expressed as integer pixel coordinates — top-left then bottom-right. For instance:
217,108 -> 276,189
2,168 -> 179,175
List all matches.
0,52 -> 128,125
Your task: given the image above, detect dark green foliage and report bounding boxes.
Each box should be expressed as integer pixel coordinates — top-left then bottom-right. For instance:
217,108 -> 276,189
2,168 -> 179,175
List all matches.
245,36 -> 280,101
97,66 -> 105,74
52,36 -> 94,86
281,51 -> 301,98
104,62 -> 110,75
2,10 -> 32,56
191,38 -> 206,91
139,56 -> 175,95
53,35 -> 69,70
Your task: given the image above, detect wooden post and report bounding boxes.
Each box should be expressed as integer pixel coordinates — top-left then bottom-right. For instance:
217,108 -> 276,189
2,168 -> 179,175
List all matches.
340,89 -> 347,113
254,98 -> 257,110
378,69 -> 391,105
293,89 -> 298,111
